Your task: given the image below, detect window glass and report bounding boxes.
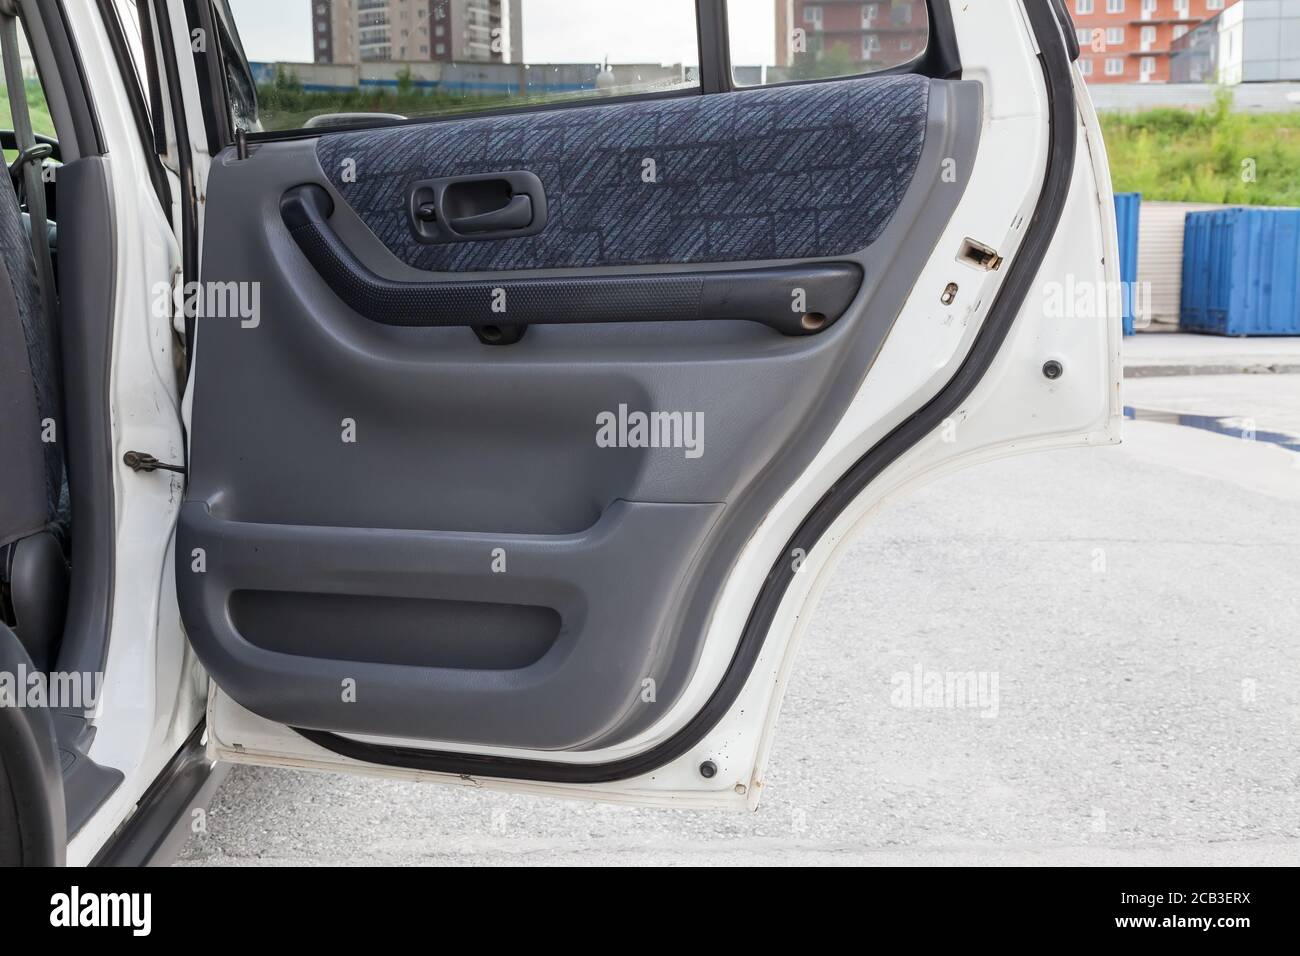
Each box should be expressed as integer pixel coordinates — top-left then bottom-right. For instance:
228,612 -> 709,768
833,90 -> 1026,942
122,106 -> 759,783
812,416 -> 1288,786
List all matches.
727,0 -> 929,88
113,1 -> 148,97
0,22 -> 56,161
221,0 -> 700,133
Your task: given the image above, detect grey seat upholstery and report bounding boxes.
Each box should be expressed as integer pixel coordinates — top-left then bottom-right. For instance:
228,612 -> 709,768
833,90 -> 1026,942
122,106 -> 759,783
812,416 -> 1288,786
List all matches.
0,157 -> 66,670
0,158 -> 59,547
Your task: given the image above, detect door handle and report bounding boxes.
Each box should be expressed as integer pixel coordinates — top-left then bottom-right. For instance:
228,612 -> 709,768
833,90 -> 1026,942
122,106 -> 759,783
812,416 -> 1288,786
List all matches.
450,193 -> 533,234
407,171 -> 548,244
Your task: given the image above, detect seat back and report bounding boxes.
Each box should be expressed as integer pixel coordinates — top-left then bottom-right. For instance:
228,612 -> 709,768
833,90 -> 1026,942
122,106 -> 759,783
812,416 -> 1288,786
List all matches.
0,161 -> 58,547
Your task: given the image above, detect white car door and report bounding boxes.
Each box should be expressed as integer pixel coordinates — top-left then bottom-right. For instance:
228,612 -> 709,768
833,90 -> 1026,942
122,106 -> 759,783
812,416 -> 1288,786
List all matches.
156,0 -> 1119,808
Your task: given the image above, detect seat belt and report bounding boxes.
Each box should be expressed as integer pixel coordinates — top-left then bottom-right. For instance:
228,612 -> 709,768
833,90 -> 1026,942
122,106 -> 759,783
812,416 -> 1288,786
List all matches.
0,0 -> 59,327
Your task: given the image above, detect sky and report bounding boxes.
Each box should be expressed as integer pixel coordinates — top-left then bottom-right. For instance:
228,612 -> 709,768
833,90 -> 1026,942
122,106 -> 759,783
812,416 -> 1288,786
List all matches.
227,0 -> 777,66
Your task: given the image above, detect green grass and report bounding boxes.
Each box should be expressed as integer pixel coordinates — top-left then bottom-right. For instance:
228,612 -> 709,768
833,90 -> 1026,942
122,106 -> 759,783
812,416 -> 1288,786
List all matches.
0,79 -> 55,136
253,66 -> 576,131
257,86 -> 513,131
1101,90 -> 1300,206
0,78 -> 56,162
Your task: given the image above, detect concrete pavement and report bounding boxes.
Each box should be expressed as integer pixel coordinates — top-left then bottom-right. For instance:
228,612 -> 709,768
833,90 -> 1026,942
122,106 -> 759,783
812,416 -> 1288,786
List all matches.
177,370 -> 1300,866
1089,81 -> 1300,114
1124,332 -> 1300,377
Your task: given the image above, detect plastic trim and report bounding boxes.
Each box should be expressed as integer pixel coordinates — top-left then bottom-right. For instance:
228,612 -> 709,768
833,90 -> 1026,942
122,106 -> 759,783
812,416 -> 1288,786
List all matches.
283,184 -> 861,335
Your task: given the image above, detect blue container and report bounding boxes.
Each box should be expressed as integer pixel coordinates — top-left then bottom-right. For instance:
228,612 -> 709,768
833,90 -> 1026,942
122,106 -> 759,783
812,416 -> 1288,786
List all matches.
1113,193 -> 1141,335
1181,207 -> 1300,336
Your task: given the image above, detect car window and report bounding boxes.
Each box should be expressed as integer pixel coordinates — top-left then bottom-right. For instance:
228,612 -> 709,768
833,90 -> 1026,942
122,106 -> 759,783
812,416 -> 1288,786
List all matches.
222,0 -> 702,133
111,1 -> 150,108
727,0 -> 929,86
0,21 -> 57,160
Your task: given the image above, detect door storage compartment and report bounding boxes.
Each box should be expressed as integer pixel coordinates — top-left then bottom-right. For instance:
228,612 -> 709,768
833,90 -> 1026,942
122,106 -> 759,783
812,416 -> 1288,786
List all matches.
230,591 -> 560,671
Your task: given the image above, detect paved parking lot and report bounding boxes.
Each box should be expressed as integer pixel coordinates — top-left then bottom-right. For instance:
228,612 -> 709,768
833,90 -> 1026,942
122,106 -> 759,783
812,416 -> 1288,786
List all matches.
178,372 -> 1300,866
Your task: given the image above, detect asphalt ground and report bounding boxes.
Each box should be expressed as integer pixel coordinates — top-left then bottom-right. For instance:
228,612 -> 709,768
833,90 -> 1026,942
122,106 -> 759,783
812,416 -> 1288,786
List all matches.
178,373 -> 1300,865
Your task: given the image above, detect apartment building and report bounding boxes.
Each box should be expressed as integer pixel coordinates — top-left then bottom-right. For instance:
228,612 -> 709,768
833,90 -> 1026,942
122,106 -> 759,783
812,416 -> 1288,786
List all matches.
311,0 -> 522,65
773,1 -> 928,68
1070,0 -> 1237,83
1172,0 -> 1300,84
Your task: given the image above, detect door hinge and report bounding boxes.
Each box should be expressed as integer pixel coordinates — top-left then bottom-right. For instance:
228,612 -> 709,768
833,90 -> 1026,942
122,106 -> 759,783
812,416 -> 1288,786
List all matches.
123,450 -> 187,475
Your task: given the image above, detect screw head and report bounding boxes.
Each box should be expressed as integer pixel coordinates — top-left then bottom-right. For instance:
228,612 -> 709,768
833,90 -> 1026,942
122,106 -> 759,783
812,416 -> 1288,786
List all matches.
699,760 -> 717,779
1042,359 -> 1064,380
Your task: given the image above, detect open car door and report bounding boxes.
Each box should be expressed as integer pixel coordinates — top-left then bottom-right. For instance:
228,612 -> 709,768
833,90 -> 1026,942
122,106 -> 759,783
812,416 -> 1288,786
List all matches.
169,0 -> 1120,807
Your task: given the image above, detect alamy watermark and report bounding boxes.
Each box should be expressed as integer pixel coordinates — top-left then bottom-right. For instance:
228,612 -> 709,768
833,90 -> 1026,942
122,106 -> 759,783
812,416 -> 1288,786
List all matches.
1043,277 -> 1152,328
0,665 -> 102,711
596,404 -> 704,459
152,280 -> 261,328
890,664 -> 1000,718
50,887 -> 150,936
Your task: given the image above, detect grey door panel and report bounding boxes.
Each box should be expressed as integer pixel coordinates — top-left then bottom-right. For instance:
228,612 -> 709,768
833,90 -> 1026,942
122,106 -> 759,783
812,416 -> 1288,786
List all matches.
179,500 -> 722,749
180,77 -> 981,752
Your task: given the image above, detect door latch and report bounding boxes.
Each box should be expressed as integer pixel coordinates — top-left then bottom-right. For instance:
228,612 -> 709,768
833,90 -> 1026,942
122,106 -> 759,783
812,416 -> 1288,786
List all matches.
123,450 -> 187,475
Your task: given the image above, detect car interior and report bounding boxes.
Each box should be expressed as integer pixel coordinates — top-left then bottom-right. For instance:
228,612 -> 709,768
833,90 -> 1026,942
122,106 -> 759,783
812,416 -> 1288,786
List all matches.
0,1 -> 143,856
0,37 -> 65,678
3,0 -> 1086,866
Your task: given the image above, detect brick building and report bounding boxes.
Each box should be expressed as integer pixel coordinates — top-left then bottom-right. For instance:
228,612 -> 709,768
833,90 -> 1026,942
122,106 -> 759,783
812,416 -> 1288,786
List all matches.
774,1 -> 928,68
311,0 -> 522,65
1070,0 -> 1237,83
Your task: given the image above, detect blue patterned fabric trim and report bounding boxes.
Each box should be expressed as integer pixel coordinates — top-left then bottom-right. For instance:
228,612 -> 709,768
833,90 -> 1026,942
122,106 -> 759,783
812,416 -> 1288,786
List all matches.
317,74 -> 930,272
